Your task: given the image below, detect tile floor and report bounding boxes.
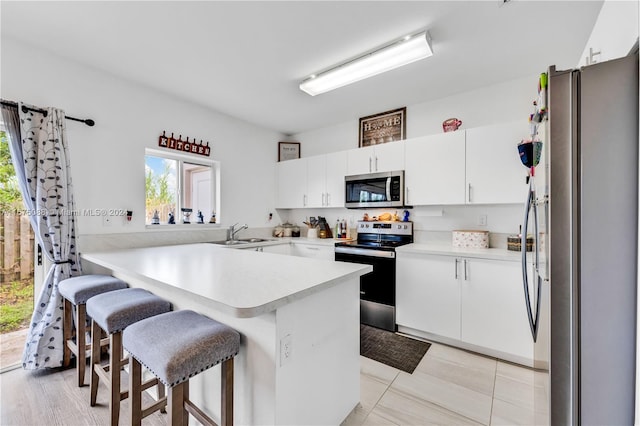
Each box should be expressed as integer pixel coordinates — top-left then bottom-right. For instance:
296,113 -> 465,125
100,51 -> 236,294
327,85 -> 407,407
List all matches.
342,342 -> 549,426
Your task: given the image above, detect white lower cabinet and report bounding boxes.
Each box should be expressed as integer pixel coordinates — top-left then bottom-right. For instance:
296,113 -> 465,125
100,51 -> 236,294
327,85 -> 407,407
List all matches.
291,243 -> 334,260
397,253 -> 461,340
261,244 -> 292,255
240,243 -> 291,255
460,258 -> 532,360
397,251 -> 533,363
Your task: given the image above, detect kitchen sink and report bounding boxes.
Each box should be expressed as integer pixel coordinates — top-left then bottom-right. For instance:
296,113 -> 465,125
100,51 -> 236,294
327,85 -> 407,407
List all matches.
210,240 -> 250,245
210,238 -> 272,245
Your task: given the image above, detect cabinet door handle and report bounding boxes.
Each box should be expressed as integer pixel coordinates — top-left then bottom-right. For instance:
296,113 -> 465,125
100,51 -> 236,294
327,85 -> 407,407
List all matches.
468,183 -> 472,203
322,193 -> 326,206
306,246 -> 319,251
406,187 -> 410,205
369,157 -> 372,173
464,259 -> 468,281
454,258 -> 459,279
327,193 -> 331,206
303,194 -> 307,206
375,156 -> 379,171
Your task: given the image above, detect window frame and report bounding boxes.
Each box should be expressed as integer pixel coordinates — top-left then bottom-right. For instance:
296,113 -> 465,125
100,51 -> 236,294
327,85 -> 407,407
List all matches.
144,148 -> 221,228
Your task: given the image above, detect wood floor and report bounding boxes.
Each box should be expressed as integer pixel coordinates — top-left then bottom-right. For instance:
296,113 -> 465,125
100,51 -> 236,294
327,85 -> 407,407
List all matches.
0,364 -> 167,426
1,342 -> 548,425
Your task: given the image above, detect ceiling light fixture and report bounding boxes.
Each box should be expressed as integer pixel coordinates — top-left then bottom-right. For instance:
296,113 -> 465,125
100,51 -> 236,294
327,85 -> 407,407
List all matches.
299,30 -> 433,96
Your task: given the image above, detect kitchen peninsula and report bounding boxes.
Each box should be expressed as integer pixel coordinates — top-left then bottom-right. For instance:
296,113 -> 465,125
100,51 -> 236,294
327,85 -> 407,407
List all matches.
81,243 -> 371,425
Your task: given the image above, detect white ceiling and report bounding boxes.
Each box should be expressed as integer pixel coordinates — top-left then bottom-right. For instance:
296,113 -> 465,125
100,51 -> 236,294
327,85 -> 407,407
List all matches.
1,1 -> 603,136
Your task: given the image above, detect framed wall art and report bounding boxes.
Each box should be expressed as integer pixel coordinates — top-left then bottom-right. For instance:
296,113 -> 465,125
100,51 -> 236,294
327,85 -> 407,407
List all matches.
359,107 -> 406,147
278,142 -> 301,161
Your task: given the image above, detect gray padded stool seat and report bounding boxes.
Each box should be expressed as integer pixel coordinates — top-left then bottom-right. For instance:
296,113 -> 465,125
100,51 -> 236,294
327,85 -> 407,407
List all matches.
123,310 -> 240,426
86,288 -> 171,426
58,274 -> 128,387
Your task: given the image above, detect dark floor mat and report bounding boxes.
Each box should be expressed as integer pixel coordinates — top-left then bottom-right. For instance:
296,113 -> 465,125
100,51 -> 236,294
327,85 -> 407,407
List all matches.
360,324 -> 431,374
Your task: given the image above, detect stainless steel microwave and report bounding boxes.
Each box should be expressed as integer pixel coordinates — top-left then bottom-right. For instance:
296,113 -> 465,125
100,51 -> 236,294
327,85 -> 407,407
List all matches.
345,171 -> 404,208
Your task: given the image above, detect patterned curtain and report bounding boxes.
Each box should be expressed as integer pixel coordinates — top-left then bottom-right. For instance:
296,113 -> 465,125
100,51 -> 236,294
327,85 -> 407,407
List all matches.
11,104 -> 82,369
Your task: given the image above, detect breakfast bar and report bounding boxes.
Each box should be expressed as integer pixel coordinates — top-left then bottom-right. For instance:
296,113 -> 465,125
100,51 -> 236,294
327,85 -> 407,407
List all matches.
81,243 -> 372,425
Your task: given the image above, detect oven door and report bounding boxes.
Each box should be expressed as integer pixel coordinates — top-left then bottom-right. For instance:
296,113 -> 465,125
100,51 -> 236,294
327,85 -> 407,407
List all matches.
335,246 -> 396,331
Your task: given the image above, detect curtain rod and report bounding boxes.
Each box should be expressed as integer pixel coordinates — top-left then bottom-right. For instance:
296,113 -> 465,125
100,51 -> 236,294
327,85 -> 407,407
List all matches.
0,99 -> 95,127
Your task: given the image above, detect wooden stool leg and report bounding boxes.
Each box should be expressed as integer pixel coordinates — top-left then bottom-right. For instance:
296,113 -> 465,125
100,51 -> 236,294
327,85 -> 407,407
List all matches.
158,381 -> 167,414
182,381 -> 189,425
110,332 -> 123,426
75,303 -> 87,387
168,381 -> 187,426
62,299 -> 73,368
90,320 -> 101,406
221,358 -> 234,426
129,357 -> 143,426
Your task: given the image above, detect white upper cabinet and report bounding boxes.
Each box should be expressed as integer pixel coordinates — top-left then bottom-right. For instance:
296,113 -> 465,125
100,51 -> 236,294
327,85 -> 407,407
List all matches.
278,121 -> 532,209
276,151 -> 347,209
306,155 -> 327,208
306,151 -> 347,208
577,0 -> 639,67
324,151 -> 347,207
276,158 -> 307,208
347,141 -> 405,175
404,132 -> 466,205
465,122 -> 529,204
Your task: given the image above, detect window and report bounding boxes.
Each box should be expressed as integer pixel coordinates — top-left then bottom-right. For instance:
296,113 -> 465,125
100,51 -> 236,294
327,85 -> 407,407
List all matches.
145,149 -> 220,225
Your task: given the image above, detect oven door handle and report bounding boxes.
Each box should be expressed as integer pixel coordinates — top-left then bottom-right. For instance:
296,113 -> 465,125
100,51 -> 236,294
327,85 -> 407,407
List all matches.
335,246 -> 395,258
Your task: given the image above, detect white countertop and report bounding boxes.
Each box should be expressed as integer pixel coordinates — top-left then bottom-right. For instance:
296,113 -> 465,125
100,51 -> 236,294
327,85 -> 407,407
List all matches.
396,243 -> 525,262
81,243 -> 371,318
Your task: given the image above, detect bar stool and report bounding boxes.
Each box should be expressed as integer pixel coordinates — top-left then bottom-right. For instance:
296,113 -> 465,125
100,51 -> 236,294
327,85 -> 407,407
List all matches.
59,274 -> 128,387
86,288 -> 171,426
123,310 -> 240,426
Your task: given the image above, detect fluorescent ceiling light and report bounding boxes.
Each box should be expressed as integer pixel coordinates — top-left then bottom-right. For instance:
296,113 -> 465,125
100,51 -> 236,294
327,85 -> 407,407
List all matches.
300,30 -> 433,96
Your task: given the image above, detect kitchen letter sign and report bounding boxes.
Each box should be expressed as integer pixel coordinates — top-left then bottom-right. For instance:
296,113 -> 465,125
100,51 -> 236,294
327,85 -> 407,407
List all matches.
158,131 -> 211,157
359,107 -> 406,147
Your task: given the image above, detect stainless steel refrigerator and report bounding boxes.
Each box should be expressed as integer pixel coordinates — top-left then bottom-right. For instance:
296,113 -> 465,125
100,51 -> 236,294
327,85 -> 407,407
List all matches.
527,53 -> 638,425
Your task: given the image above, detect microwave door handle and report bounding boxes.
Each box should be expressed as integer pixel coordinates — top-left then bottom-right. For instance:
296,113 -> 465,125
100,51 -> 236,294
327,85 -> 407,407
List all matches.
386,178 -> 391,202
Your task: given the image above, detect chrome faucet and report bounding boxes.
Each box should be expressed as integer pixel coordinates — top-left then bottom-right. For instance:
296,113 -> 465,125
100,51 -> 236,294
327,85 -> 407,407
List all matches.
227,223 -> 248,241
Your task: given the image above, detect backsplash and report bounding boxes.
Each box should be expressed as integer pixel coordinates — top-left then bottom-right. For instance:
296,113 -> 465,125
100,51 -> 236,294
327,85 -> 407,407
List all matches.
281,204 -> 523,248
79,203 -> 522,253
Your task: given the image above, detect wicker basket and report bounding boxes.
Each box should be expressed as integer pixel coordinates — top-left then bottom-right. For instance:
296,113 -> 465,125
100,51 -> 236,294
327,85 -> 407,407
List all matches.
452,230 -> 489,248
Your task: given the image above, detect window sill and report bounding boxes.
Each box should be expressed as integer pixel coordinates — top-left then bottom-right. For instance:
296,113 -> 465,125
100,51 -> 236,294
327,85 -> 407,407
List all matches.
145,223 -> 222,231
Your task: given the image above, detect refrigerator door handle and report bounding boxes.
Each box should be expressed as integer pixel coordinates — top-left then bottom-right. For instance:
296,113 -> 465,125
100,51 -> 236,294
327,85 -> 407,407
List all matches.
522,180 -> 542,342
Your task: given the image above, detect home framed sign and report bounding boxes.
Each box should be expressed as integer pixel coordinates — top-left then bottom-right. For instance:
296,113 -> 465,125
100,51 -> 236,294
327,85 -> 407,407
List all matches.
359,107 -> 406,147
278,142 -> 301,161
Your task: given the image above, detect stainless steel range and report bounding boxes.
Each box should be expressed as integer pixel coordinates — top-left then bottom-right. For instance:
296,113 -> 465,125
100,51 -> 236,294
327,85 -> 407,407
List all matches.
335,221 -> 413,331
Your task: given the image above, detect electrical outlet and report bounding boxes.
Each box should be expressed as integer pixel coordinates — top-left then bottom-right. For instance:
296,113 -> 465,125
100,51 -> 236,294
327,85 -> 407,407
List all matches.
280,334 -> 292,366
478,214 -> 487,226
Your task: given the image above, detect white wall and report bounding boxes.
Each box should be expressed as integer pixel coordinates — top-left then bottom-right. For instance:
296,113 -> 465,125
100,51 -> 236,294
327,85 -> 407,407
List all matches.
2,37 -> 285,246
291,75 -> 535,157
